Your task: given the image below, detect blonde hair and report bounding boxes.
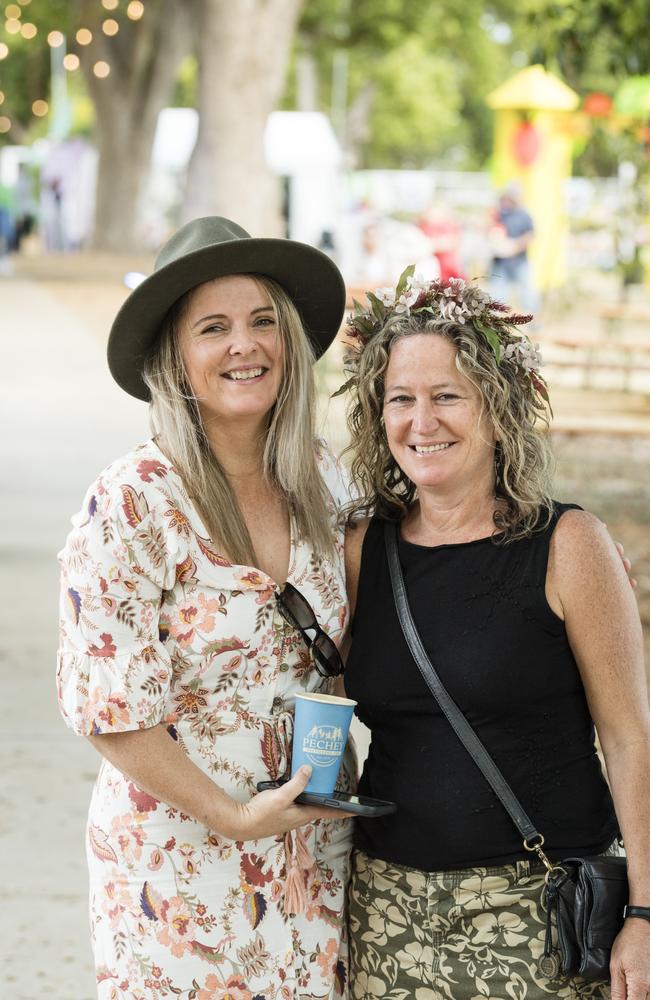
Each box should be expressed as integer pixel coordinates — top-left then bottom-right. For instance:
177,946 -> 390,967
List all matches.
143,275 -> 336,564
344,314 -> 554,542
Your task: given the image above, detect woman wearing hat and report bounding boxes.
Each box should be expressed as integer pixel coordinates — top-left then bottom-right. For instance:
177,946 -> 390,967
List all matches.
57,218 -> 355,998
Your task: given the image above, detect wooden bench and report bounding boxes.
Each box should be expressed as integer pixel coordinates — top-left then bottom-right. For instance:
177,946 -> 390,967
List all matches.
549,416 -> 650,437
597,303 -> 650,336
543,337 -> 650,392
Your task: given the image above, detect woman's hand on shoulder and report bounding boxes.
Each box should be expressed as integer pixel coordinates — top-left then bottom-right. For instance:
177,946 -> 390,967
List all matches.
217,767 -> 353,841
548,510 -> 635,620
601,521 -> 637,588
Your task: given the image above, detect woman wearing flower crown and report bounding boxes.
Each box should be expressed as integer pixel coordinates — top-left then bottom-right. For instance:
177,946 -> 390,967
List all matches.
339,270 -> 650,999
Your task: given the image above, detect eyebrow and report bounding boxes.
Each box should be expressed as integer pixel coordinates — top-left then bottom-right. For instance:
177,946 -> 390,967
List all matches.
191,305 -> 274,329
385,381 -> 461,392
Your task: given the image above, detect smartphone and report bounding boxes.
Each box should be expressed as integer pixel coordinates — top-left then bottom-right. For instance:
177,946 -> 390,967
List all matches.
256,780 -> 397,817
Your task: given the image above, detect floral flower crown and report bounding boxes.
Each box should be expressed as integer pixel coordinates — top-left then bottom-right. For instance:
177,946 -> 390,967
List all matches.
337,266 -> 548,403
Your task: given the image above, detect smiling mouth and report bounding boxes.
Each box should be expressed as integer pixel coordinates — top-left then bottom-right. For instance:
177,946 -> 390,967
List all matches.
411,443 -> 454,454
222,367 -> 267,381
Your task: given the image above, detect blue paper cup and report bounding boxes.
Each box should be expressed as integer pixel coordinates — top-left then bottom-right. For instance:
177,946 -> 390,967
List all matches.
291,693 -> 357,794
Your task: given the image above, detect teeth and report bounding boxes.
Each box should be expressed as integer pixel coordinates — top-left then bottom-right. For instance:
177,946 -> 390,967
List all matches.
227,368 -> 264,381
414,443 -> 451,454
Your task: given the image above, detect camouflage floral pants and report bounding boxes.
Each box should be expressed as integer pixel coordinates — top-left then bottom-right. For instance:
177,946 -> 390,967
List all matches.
349,847 -> 617,1000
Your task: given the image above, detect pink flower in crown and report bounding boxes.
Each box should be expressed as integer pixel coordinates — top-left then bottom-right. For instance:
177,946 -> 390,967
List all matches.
155,895 -> 197,958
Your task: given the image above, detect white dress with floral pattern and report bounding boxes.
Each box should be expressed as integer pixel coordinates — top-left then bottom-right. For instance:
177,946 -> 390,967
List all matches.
57,439 -> 355,1000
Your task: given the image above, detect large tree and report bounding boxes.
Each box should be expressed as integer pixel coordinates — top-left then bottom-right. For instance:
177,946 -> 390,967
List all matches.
0,0 -> 191,250
76,0 -> 190,250
182,0 -> 304,236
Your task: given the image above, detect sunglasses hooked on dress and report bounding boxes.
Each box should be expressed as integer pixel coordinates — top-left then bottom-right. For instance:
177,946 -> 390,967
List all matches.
276,582 -> 345,678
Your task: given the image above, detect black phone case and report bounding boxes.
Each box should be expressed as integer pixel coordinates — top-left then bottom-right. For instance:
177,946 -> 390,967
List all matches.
256,781 -> 396,817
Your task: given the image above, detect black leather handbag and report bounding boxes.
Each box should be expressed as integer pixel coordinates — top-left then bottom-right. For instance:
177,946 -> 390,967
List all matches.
384,520 -> 628,983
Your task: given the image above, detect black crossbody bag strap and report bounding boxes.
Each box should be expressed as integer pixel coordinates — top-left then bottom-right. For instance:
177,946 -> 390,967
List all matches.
384,519 -> 542,848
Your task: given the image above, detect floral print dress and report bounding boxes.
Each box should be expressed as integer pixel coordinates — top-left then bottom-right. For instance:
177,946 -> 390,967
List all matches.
57,438 -> 355,1000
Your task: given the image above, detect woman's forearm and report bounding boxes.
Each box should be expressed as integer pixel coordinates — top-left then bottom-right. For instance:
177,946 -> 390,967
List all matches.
87,724 -> 238,837
603,735 -> 650,903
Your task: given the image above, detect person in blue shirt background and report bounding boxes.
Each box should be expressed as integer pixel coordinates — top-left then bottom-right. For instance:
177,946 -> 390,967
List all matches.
489,181 -> 539,314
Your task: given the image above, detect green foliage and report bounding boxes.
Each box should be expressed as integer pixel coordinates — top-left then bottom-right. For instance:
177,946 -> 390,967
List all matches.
0,0 -> 75,141
353,37 -> 463,167
171,55 -> 198,108
519,0 -> 650,81
295,0 -> 526,168
512,0 -> 650,176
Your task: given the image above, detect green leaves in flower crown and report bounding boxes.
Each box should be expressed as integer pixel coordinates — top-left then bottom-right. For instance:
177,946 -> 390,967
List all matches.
365,291 -> 387,323
474,320 -> 502,363
395,264 -> 416,297
349,299 -> 376,338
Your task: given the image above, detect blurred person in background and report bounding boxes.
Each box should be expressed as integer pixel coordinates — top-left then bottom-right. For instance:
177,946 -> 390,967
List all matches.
13,162 -> 37,252
341,271 -> 649,1000
489,181 -> 539,314
57,217 -> 356,998
0,179 -> 15,275
418,200 -> 466,282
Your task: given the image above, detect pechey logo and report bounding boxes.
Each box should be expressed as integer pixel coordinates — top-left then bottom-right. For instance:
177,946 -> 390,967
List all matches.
302,723 -> 344,768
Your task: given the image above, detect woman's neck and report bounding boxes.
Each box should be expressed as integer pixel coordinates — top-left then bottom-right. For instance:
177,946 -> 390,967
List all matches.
404,484 -> 498,546
203,419 -> 267,480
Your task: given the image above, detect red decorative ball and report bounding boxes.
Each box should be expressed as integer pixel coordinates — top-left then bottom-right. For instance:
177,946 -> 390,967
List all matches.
512,121 -> 541,167
583,92 -> 613,117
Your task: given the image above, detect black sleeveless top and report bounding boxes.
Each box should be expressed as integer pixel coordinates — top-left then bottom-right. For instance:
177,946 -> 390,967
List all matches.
345,505 -> 619,871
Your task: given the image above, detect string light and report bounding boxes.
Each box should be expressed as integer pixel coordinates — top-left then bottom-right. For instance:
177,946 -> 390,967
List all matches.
127,2 -> 144,20
20,21 -> 36,38
5,4 -> 21,17
102,0 -> 119,8
63,53 -> 80,70
102,18 -> 119,35
0,116 -> 11,133
32,99 -> 48,117
0,42 -> 8,58
47,30 -> 64,47
76,28 -> 92,44
93,60 -> 110,77
17,0 -> 30,5
0,91 -> 4,104
5,18 -> 21,33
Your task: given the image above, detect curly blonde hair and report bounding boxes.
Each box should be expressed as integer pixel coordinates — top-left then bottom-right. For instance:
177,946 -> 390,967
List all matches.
344,313 -> 554,542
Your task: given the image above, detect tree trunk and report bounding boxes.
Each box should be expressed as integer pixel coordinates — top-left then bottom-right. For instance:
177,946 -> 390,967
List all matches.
79,0 -> 190,251
183,0 -> 304,237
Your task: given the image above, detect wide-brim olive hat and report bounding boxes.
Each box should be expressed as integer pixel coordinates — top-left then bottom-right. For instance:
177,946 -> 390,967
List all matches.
108,216 -> 347,401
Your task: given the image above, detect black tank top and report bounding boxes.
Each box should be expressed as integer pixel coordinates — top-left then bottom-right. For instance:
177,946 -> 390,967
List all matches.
345,505 -> 619,871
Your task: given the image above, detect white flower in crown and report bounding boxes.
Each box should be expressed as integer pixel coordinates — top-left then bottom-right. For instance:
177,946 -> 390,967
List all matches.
376,287 -> 396,306
502,340 -> 543,373
394,285 -> 420,314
